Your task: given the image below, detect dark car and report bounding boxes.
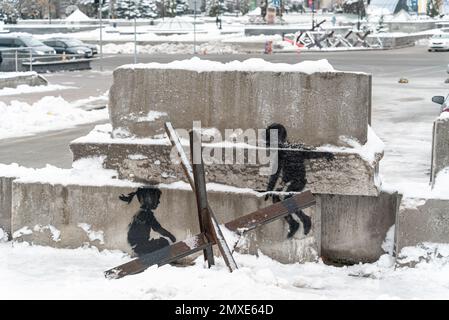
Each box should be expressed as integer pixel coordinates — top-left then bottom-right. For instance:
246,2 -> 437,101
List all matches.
0,35 -> 56,56
43,38 -> 94,58
432,95 -> 449,114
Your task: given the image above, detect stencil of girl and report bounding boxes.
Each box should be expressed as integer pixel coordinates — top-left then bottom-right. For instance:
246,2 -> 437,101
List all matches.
119,187 -> 176,256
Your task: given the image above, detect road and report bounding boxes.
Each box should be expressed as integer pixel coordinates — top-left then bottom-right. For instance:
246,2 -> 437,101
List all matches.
1,45 -> 448,184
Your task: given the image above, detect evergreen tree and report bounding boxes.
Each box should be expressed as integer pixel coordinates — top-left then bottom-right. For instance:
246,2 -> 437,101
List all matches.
427,0 -> 439,17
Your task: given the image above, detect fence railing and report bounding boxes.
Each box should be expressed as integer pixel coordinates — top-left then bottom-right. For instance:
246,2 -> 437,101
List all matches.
0,48 -> 88,72
0,47 -> 34,72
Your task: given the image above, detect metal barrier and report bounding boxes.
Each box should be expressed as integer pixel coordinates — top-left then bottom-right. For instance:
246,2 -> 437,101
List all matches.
0,48 -> 86,72
0,47 -> 34,72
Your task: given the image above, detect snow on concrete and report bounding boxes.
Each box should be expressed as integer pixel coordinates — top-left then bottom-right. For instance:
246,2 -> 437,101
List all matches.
0,84 -> 74,97
1,240 -> 449,299
119,57 -> 336,74
33,225 -> 61,242
0,71 -> 37,79
77,223 -> 105,245
0,95 -> 108,140
318,126 -> 384,166
0,228 -> 8,242
7,156 -> 140,188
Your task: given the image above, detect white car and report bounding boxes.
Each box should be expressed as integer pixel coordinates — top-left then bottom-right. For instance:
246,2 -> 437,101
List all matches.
428,33 -> 449,52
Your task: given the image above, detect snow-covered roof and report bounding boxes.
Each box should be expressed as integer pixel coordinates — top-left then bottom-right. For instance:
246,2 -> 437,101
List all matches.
65,9 -> 92,22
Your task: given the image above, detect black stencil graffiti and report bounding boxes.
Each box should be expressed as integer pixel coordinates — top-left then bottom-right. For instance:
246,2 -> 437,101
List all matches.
265,123 -> 334,238
119,187 -> 176,256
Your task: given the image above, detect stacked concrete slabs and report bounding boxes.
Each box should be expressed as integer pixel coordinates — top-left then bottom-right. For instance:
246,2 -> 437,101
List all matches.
8,59 -> 398,265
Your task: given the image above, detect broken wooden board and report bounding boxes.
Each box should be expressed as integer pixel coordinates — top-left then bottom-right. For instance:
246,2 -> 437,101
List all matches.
225,191 -> 315,234
165,122 -> 238,272
105,191 -> 315,279
104,233 -> 211,279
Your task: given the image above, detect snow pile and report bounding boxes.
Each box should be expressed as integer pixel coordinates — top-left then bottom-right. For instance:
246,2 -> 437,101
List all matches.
65,9 -> 91,22
0,95 -> 108,140
102,41 -> 239,55
396,243 -> 449,268
2,241 -> 449,299
0,84 -> 74,97
120,57 -> 336,74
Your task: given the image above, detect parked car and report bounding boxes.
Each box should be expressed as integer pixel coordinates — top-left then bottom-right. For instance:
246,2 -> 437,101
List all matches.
42,38 -> 94,58
432,94 -> 449,113
428,33 -> 449,52
0,35 -> 56,55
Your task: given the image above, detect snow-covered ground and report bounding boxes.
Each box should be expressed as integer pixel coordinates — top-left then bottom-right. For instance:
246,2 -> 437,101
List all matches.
1,240 -> 449,299
0,95 -> 108,140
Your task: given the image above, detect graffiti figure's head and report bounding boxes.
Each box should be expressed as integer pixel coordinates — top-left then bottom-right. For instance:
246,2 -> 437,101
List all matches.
119,187 -> 162,210
265,123 -> 287,147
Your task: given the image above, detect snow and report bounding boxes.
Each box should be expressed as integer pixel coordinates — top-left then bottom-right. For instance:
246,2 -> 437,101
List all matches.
0,84 -> 74,97
0,95 -> 108,140
1,241 -> 449,299
33,225 -> 61,242
77,223 -> 105,245
381,225 -> 395,255
0,228 -> 8,242
0,71 -> 37,79
318,126 -> 385,166
65,9 -> 92,22
12,227 -> 32,239
119,57 -> 336,74
102,41 -> 239,55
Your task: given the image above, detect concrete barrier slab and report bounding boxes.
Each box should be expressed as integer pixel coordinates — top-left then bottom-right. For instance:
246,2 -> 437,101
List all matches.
108,60 -> 371,147
396,198 -> 449,253
320,191 -> 400,264
70,133 -> 382,196
11,180 -> 319,264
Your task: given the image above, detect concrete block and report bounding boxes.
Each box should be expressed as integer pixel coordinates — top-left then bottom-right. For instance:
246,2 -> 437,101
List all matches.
70,140 -> 382,196
108,66 -> 371,146
0,176 -> 14,237
431,117 -> 449,185
0,72 -> 47,89
320,191 -> 400,264
396,198 -> 449,253
11,181 -> 319,263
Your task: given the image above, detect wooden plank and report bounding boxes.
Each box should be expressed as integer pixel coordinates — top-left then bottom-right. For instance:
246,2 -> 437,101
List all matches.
190,130 -> 215,267
165,122 -> 238,272
104,233 -> 210,279
225,191 -> 315,234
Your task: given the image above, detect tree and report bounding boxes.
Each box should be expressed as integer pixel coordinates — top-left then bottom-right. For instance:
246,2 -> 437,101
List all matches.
0,0 -> 19,23
427,0 -> 439,17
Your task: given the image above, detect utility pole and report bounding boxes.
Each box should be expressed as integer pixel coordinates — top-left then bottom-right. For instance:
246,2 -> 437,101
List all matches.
48,0 -> 52,24
134,0 -> 137,64
99,0 -> 103,72
194,0 -> 197,54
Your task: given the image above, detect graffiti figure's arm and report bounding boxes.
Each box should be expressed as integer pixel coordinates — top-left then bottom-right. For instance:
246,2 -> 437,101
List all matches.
298,150 -> 335,161
151,219 -> 176,243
